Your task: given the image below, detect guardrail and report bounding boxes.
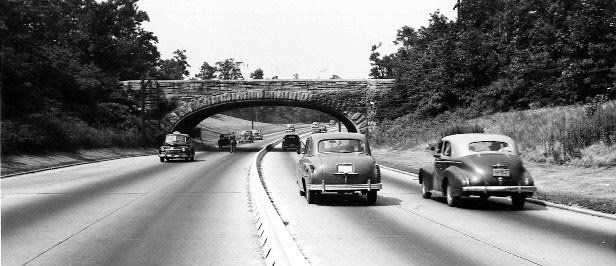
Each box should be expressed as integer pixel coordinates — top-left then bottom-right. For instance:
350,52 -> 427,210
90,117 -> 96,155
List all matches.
248,139 -> 310,266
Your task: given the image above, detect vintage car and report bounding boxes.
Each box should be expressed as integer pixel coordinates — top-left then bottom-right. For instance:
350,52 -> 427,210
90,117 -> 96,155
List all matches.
285,124 -> 295,132
238,130 -> 254,143
250,129 -> 263,140
297,132 -> 381,204
418,133 -> 536,209
282,134 -> 301,152
319,125 -> 327,133
311,122 -> 319,129
217,134 -> 231,150
329,120 -> 336,126
159,131 -> 195,162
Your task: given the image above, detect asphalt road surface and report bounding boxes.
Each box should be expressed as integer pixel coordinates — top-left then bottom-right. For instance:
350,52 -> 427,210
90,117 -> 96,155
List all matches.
1,139 -> 276,265
261,143 -> 616,266
4,129 -> 615,266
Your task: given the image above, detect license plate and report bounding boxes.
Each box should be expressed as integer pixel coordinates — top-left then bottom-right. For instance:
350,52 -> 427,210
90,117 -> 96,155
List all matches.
337,164 -> 353,173
493,168 -> 510,177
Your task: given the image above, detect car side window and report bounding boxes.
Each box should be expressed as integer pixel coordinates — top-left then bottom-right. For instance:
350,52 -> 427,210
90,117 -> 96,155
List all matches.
442,141 -> 452,157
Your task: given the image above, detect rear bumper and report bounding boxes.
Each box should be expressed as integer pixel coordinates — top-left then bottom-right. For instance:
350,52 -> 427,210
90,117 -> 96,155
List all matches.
307,181 -> 382,192
463,186 -> 537,193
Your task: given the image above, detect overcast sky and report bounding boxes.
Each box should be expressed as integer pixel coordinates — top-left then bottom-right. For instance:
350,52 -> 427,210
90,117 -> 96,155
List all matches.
136,0 -> 458,79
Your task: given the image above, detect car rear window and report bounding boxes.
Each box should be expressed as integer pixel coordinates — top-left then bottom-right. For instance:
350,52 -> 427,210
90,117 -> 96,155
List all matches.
318,139 -> 365,153
469,141 -> 512,153
166,135 -> 187,143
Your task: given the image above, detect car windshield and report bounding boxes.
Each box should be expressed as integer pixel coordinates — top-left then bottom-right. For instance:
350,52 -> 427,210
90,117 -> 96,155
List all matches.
469,141 -> 513,153
165,135 -> 187,143
318,139 -> 365,153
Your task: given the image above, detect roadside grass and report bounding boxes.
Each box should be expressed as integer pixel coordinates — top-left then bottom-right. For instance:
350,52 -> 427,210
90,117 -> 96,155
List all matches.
372,147 -> 616,215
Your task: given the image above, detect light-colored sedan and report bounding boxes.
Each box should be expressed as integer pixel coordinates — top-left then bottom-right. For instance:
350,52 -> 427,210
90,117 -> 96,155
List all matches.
297,132 -> 382,204
419,133 -> 537,209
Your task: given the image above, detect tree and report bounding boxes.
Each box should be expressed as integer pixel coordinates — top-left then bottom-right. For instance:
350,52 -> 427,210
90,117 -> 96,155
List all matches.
250,68 -> 264,79
195,62 -> 216,80
156,49 -> 190,80
215,58 -> 243,80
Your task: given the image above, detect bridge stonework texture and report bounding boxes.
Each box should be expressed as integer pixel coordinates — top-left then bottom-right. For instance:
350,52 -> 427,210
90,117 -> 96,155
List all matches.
120,79 -> 394,134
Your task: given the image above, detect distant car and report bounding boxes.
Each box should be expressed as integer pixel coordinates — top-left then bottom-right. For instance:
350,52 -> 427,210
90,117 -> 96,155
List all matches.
311,127 -> 321,134
311,122 -> 319,128
319,125 -> 327,133
217,134 -> 231,150
297,132 -> 381,204
285,124 -> 295,132
329,120 -> 336,126
419,133 -> 537,209
159,131 -> 195,162
250,129 -> 263,140
239,130 -> 254,143
282,134 -> 301,152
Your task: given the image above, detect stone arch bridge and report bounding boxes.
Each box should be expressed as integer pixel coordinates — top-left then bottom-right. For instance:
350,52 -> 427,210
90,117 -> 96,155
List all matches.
120,79 -> 394,134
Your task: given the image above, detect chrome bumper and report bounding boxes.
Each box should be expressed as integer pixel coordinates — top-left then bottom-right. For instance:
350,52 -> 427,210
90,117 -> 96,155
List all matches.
463,186 -> 537,193
307,180 -> 382,192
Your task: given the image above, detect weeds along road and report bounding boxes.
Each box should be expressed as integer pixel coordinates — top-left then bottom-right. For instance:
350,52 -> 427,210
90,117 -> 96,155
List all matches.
261,141 -> 616,266
0,134 -> 293,265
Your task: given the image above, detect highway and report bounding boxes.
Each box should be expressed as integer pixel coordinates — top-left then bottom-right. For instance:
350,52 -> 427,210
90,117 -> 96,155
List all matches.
2,130 -> 616,265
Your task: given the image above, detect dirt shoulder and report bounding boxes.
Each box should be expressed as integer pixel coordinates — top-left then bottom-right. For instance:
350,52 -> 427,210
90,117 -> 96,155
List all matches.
372,147 -> 616,215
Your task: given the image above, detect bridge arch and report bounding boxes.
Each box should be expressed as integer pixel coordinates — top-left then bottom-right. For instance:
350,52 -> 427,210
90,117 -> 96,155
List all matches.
169,99 -> 359,134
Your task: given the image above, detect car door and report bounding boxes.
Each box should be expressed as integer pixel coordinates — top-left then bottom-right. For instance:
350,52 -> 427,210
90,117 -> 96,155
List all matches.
434,141 -> 452,191
297,138 -> 313,189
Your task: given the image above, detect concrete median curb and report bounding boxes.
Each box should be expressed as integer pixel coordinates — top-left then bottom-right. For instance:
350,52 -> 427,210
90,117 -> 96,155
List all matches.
248,139 -> 310,266
380,165 -> 616,221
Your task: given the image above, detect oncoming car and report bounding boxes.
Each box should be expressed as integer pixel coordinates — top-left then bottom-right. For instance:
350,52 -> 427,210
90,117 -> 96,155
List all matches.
285,124 -> 295,132
250,129 -> 263,140
418,133 -> 537,209
159,131 -> 195,162
297,132 -> 381,204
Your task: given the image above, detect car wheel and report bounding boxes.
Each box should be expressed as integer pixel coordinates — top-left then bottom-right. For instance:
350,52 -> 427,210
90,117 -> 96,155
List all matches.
306,190 -> 317,204
190,156 -> 194,161
366,191 -> 377,204
160,157 -> 164,162
511,195 -> 526,210
421,180 -> 432,199
446,183 -> 459,207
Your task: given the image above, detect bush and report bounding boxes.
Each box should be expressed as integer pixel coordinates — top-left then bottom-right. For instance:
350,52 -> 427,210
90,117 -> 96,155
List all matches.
1,113 -> 162,156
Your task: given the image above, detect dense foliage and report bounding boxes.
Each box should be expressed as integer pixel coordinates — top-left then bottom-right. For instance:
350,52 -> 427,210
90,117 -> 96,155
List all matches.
371,0 -> 616,120
1,0 -> 161,154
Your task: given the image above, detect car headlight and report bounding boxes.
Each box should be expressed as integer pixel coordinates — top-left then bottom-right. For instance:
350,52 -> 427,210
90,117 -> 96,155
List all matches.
182,147 -> 187,152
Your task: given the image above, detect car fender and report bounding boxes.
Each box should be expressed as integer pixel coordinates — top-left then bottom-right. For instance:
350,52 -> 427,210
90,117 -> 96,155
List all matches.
418,164 -> 435,191
443,166 -> 470,197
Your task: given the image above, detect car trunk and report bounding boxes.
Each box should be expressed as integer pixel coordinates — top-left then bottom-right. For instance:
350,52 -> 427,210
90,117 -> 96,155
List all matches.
466,154 -> 524,186
316,153 -> 376,184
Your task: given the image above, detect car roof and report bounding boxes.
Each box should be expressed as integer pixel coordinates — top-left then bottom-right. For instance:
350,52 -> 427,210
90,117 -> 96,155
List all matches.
309,132 -> 367,142
441,133 -> 515,144
441,133 -> 518,158
167,133 -> 190,137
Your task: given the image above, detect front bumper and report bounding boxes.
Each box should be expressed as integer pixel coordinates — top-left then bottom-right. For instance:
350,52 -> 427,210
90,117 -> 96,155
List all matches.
463,186 -> 537,193
159,152 -> 191,158
307,180 -> 382,192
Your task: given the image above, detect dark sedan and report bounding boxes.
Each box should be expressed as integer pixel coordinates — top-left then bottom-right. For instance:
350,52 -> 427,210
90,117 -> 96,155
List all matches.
419,133 -> 536,209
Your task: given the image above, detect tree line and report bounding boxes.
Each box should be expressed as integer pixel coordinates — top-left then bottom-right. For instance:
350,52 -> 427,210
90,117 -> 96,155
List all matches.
370,0 -> 616,120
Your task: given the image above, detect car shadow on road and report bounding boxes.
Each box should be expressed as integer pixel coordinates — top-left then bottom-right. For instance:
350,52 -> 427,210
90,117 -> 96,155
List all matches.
314,193 -> 401,207
430,196 -> 548,211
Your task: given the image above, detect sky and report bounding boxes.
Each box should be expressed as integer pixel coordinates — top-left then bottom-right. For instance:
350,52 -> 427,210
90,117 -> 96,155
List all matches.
136,0 -> 458,79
